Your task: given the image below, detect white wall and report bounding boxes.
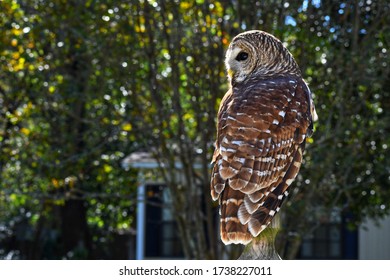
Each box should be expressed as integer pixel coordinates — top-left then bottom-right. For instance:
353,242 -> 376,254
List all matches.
359,214 -> 390,260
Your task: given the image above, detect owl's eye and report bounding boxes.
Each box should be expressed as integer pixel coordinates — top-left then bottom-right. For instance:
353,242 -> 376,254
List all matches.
235,52 -> 249,61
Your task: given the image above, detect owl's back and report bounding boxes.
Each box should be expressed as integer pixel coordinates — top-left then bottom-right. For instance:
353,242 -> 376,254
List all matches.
211,75 -> 313,244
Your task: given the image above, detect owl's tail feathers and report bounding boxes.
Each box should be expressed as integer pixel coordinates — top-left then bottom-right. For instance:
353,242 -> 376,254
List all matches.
220,186 -> 252,245
241,147 -> 304,237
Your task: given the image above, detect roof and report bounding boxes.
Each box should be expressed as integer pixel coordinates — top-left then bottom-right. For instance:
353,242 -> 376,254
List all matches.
121,151 -> 204,170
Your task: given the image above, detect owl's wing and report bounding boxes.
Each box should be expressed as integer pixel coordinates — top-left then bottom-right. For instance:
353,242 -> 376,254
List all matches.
211,76 -> 313,244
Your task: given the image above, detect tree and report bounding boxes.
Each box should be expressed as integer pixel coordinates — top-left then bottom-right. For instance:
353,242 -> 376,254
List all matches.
1,0 -> 139,259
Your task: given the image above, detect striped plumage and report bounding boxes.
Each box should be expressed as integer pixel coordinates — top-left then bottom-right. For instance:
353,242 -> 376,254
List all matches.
211,30 -> 317,245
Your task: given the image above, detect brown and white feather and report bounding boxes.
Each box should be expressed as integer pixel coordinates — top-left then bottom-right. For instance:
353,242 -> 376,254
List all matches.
211,30 -> 316,245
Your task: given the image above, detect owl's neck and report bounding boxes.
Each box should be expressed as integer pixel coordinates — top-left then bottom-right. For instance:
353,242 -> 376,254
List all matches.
230,71 -> 301,88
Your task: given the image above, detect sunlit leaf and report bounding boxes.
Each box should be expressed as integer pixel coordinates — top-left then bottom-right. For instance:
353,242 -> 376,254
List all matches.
103,164 -> 113,173
20,127 -> 30,135
122,123 -> 132,131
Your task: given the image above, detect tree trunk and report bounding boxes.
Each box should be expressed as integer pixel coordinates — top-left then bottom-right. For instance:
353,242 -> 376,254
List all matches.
60,198 -> 92,259
238,216 -> 281,260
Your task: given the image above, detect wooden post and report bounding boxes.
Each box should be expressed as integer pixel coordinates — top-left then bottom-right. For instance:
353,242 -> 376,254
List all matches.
238,215 -> 281,260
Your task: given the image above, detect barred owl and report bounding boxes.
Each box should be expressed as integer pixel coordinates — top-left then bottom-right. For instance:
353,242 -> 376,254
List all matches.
210,30 -> 317,245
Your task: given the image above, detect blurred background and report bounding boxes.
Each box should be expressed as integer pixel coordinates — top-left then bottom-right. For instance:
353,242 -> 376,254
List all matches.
0,0 -> 389,260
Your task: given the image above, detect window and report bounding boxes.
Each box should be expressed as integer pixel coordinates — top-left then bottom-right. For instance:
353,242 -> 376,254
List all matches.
144,184 -> 184,259
300,223 -> 342,259
298,209 -> 358,259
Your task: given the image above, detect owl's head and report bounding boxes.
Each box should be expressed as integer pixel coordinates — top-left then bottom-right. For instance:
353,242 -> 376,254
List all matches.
225,30 -> 301,85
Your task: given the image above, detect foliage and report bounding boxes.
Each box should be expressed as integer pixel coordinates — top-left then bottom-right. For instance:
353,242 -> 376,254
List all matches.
0,0 -> 389,259
1,0 -> 138,259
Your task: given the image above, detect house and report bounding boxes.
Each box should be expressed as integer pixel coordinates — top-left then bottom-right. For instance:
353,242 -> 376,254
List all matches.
122,152 -> 390,260
358,215 -> 390,259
